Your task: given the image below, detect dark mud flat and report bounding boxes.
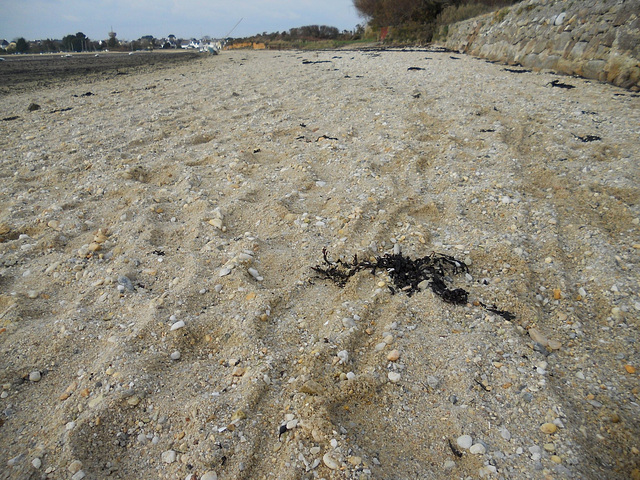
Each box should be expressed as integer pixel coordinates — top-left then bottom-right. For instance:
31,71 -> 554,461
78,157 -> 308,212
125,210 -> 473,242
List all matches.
0,51 -> 202,95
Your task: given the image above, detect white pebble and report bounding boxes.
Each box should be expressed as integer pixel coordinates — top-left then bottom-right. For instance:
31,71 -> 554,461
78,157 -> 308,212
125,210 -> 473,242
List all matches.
170,320 -> 185,331
457,435 -> 473,449
346,372 -> 356,380
341,317 -> 356,328
219,267 -> 232,277
170,351 -> 181,360
470,443 -> 486,455
337,350 -> 348,363
71,471 -> 86,480
29,371 -> 41,382
161,450 -> 177,464
578,287 -> 587,297
387,372 -> 401,383
247,267 -> 263,281
65,421 -> 76,430
322,452 -> 339,470
201,472 -> 218,480
32,458 -> 42,469
500,427 -> 511,441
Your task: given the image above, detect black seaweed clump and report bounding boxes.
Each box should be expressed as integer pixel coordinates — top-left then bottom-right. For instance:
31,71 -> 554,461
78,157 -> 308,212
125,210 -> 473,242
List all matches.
312,248 -> 469,304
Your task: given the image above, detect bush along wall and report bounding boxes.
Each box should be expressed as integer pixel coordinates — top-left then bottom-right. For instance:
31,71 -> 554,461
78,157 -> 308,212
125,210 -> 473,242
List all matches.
439,0 -> 640,90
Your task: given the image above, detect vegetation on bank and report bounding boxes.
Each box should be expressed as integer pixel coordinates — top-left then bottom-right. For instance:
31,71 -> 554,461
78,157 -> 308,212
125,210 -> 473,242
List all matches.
226,0 -> 521,49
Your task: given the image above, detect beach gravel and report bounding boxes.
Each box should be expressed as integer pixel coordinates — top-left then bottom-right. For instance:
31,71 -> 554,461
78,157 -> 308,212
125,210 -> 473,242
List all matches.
0,48 -> 639,479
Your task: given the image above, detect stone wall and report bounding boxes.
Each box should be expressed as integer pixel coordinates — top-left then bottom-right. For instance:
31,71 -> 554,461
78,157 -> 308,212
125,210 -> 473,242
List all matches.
439,0 -> 639,90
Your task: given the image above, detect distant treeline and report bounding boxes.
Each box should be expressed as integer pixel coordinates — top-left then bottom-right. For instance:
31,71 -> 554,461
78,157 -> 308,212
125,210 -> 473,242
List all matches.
226,24 -> 367,49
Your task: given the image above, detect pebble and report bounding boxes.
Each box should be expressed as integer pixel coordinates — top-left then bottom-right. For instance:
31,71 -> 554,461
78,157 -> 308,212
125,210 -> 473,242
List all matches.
388,372 -> 401,383
68,460 -> 83,473
117,275 -> 134,291
426,375 -> 440,389
375,342 -> 387,351
500,427 -> 511,441
322,452 -> 340,470
386,349 -> 400,361
170,320 -> 185,331
248,267 -> 263,281
470,443 -> 486,455
200,471 -> 218,480
457,435 -> 473,449
540,423 -> 558,434
444,460 -> 456,470
341,317 -> 356,328
32,458 -> 42,469
161,450 -> 177,464
170,351 -> 181,360
71,471 -> 86,480
29,371 -> 41,382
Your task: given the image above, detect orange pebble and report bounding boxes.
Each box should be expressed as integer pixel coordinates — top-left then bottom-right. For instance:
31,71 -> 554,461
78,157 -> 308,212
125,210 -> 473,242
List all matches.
625,365 -> 636,374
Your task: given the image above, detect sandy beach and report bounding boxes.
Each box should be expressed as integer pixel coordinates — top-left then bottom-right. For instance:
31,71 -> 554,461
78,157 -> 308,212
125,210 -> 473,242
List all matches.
1,48 -> 639,479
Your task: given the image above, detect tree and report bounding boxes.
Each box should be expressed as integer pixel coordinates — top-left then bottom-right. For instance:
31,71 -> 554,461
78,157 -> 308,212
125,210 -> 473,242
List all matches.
15,37 -> 29,54
62,32 -> 89,52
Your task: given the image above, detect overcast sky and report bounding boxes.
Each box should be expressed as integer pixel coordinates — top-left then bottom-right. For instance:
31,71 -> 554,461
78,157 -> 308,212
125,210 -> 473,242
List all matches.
0,0 -> 363,41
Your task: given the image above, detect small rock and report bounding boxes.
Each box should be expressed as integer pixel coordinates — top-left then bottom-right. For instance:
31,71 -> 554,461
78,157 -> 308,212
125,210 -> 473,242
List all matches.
71,471 -> 86,480
625,365 -> 636,374
68,460 -> 83,473
341,317 -> 356,328
457,435 -> 473,449
232,366 -> 246,377
29,371 -> 41,382
300,380 -> 325,395
426,375 -> 440,389
28,103 -> 41,111
500,427 -> 511,441
170,351 -> 181,360
444,460 -> 456,470
386,349 -> 400,361
201,472 -> 218,480
470,443 -> 486,455
322,452 -> 340,470
32,458 -> 42,469
117,275 -> 134,291
161,450 -> 177,464
388,372 -> 401,383
540,423 -> 557,434
170,320 -> 185,331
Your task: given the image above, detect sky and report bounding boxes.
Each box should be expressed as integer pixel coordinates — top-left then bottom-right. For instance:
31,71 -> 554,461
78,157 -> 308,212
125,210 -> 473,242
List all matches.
0,0 -> 364,41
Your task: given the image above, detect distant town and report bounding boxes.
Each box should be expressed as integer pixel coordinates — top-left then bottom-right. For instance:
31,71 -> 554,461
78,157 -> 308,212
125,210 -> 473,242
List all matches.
0,31 -> 225,54
0,25 -> 371,54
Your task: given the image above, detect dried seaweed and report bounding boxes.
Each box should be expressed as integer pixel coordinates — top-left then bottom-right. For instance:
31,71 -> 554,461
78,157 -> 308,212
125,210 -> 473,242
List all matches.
503,68 -> 531,74
312,248 -> 469,304
572,133 -> 601,142
547,80 -> 575,89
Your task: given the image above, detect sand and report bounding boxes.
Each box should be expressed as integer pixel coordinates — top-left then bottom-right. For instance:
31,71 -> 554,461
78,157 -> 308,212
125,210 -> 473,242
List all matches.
1,48 -> 639,479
